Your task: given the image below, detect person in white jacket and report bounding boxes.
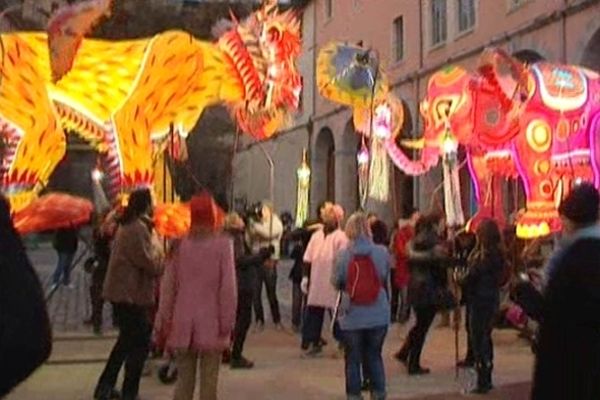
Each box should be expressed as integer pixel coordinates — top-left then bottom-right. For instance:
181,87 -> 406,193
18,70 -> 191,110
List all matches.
249,202 -> 284,331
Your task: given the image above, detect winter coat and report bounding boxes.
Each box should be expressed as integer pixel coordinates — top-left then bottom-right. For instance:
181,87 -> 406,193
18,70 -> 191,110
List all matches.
249,215 -> 283,260
0,201 -> 51,397
303,228 -> 348,308
462,250 -> 504,304
155,233 -> 237,352
407,230 -> 449,308
333,235 -> 391,331
102,218 -> 164,306
391,225 -> 413,289
288,226 -> 315,284
529,226 -> 600,400
227,228 -> 265,293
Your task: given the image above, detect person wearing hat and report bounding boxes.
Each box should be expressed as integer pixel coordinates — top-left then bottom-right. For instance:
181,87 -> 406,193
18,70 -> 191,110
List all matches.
154,192 -> 237,400
95,188 -> 164,400
526,183 -> 600,400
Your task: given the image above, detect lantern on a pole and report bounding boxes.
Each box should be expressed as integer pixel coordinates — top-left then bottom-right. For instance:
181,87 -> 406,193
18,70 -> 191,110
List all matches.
295,148 -> 311,227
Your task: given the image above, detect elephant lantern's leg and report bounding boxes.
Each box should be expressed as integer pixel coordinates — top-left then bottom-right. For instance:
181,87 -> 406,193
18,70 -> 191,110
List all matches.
467,153 -> 505,231
513,120 -> 560,239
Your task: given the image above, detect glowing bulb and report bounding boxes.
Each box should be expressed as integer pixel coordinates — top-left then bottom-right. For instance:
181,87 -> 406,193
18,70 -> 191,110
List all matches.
357,148 -> 370,165
442,136 -> 458,155
373,105 -> 392,139
574,178 -> 583,186
374,123 -> 390,139
269,65 -> 280,78
297,165 -> 311,181
91,169 -> 104,182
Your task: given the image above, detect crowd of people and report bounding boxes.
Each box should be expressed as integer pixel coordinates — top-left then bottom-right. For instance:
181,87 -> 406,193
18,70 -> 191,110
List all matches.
1,183 -> 600,399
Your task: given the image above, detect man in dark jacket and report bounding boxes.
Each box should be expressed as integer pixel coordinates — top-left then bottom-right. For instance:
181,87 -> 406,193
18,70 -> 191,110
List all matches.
519,183 -> 600,400
224,213 -> 272,369
51,226 -> 79,288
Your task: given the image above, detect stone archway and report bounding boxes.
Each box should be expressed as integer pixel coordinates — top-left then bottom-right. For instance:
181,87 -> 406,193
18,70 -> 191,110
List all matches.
336,120 -> 360,214
392,101 -> 415,218
312,127 -> 335,212
512,49 -> 545,65
581,28 -> 600,70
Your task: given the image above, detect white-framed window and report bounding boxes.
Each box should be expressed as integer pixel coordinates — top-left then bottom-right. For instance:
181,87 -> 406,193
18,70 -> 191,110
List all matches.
431,0 -> 447,46
325,0 -> 332,20
457,0 -> 475,32
393,16 -> 404,62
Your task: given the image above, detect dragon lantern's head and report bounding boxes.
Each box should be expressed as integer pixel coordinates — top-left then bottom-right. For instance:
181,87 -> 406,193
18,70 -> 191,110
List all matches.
217,0 -> 302,140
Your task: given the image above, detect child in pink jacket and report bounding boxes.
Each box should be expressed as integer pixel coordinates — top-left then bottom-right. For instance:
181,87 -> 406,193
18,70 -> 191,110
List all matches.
154,193 -> 237,400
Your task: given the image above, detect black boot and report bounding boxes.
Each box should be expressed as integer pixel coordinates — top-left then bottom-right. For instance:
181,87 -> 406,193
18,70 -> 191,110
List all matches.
471,362 -> 493,394
394,338 -> 411,366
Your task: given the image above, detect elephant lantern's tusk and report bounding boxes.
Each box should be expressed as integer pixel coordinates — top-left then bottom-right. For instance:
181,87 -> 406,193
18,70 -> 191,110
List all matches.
400,138 -> 425,149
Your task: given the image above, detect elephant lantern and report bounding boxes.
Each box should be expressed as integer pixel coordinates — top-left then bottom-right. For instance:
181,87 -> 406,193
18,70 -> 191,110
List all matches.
386,48 -> 600,239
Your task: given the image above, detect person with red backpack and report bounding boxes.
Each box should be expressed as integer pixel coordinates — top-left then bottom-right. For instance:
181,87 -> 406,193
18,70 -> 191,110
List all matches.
332,212 -> 391,400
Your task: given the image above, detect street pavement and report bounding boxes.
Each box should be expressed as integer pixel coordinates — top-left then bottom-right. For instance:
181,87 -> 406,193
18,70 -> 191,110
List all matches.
7,245 -> 534,400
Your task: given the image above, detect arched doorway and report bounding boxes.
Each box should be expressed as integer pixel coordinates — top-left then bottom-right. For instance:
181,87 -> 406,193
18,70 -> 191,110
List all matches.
392,101 -> 415,218
312,127 -> 335,212
512,49 -> 545,65
338,121 -> 359,213
581,28 -> 600,70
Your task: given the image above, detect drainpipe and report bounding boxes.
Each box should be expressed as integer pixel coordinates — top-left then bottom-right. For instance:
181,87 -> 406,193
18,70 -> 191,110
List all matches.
414,0 -> 425,211
561,0 -> 568,63
308,0 -> 317,216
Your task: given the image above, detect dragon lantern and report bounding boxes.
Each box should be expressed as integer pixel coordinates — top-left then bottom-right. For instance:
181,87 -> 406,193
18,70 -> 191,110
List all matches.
0,0 -> 302,217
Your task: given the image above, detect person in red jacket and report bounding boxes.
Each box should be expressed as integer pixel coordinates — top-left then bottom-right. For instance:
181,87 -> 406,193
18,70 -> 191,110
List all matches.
390,210 -> 419,323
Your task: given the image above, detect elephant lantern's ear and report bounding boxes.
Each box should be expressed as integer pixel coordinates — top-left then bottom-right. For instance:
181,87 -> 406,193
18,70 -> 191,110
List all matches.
477,48 -> 529,110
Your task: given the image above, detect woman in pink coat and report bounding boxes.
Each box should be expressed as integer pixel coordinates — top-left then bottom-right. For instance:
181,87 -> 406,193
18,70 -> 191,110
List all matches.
154,193 -> 237,400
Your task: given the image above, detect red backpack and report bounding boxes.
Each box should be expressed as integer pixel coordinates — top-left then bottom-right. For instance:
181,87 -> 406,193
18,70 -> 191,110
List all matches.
346,254 -> 382,305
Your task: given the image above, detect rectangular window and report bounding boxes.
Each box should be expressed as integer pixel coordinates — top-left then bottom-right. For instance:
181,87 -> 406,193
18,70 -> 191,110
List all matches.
458,0 -> 475,32
325,0 -> 332,19
431,0 -> 447,46
393,16 -> 404,62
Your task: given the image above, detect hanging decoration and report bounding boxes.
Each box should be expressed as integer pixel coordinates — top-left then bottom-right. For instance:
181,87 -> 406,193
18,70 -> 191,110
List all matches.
441,130 -> 465,227
354,94 -> 404,202
0,0 -> 303,231
295,148 -> 311,227
317,41 -> 402,206
357,142 -> 370,208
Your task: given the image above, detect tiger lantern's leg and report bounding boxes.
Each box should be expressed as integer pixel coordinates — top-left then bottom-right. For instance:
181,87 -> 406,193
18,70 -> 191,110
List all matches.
109,32 -> 206,195
0,35 -> 66,212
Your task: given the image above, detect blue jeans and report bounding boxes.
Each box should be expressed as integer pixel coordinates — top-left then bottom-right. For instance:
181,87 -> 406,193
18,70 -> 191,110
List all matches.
52,252 -> 75,285
343,326 -> 388,399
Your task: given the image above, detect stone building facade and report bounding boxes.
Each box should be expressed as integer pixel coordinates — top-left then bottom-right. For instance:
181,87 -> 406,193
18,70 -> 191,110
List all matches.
233,0 -> 600,224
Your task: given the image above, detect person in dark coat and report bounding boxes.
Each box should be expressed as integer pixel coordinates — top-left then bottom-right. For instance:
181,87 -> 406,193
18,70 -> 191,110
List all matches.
224,213 -> 272,369
86,209 -> 119,334
461,219 -> 506,394
518,183 -> 600,400
288,224 -> 319,332
0,194 -> 52,397
51,226 -> 79,288
395,214 -> 449,375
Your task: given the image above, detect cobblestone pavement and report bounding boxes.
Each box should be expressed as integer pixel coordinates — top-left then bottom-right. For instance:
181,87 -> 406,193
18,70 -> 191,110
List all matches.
8,245 -> 534,400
